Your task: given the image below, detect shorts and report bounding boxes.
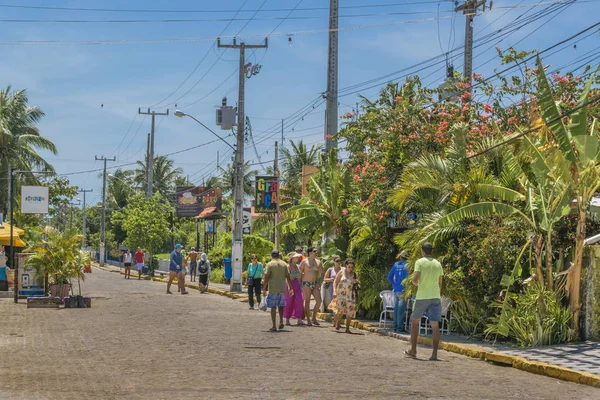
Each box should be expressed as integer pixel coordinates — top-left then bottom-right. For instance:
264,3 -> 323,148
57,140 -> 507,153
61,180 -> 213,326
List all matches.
411,298 -> 442,322
169,267 -> 182,274
199,274 -> 208,285
189,261 -> 197,273
266,293 -> 285,308
124,263 -> 132,268
136,263 -> 144,271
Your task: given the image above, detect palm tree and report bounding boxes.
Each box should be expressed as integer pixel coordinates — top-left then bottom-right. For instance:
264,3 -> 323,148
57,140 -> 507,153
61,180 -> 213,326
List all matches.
281,140 -> 321,206
220,162 -> 258,197
135,155 -> 183,199
106,168 -> 136,209
0,86 -> 57,214
278,149 -> 351,246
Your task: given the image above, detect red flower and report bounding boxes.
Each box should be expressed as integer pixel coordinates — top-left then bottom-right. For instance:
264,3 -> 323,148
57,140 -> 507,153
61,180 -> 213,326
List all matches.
484,104 -> 493,114
353,174 -> 360,181
342,209 -> 348,216
486,259 -> 491,264
326,134 -> 333,139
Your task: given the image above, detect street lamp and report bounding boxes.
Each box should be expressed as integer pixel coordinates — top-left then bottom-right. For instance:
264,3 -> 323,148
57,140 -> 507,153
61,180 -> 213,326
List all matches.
174,109 -> 243,292
174,110 -> 235,151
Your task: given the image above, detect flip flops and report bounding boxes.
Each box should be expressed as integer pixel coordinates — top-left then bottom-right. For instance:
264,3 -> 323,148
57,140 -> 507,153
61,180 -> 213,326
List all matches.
404,350 -> 417,359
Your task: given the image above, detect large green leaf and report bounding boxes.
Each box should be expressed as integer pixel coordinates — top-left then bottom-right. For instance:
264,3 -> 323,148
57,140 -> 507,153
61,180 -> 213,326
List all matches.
429,202 -> 532,229
522,135 -> 551,185
569,65 -> 599,137
573,135 -> 599,165
473,183 -> 525,202
536,55 -> 575,163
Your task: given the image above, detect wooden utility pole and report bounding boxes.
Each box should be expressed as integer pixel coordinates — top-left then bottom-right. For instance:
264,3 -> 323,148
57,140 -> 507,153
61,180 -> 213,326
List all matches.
325,0 -> 339,153
217,37 -> 268,292
274,141 -> 280,249
79,188 -> 93,248
95,155 -> 115,266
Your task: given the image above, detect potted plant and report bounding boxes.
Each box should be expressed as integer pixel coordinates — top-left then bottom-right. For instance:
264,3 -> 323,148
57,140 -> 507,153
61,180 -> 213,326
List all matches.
25,226 -> 84,301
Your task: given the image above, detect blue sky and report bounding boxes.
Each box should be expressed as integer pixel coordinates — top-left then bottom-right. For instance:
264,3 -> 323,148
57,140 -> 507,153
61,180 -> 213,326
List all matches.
1,0 -> 598,205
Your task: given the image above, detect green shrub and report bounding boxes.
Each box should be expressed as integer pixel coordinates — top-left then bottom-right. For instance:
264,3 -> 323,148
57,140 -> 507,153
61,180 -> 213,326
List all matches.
208,233 -> 274,270
210,268 -> 224,284
154,253 -> 170,261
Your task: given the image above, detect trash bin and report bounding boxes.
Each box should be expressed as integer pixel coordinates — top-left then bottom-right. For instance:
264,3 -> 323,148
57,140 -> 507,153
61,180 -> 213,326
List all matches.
223,258 -> 232,283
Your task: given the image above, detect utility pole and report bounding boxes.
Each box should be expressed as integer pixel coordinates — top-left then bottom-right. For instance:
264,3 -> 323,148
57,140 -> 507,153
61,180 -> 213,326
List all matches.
455,0 -> 488,88
324,0 -> 339,153
274,141 -> 280,249
95,156 -> 115,266
79,189 -> 93,248
145,132 -> 150,195
281,119 -> 284,150
138,108 -> 169,198
218,37 -> 268,292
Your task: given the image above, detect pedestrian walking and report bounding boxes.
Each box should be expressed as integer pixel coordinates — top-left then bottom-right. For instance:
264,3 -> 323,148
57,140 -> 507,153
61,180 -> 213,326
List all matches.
284,252 -> 305,325
134,247 -> 145,280
299,246 -> 324,326
247,254 -> 264,310
167,244 -> 188,295
322,256 -> 342,313
405,242 -> 443,361
388,252 -> 410,332
188,247 -> 198,282
330,259 -> 360,333
262,249 -> 294,332
197,253 -> 211,293
122,249 -> 133,279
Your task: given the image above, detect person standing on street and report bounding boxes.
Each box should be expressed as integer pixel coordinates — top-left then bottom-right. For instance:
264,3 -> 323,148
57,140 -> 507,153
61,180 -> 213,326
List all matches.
134,247 -> 145,280
197,253 -> 211,293
405,242 -> 443,361
247,254 -> 264,310
167,244 -> 188,295
262,250 -> 294,332
330,259 -> 360,333
322,256 -> 342,313
284,252 -> 305,325
388,252 -> 410,332
122,249 -> 133,279
0,263 -> 10,292
299,246 -> 324,326
188,247 -> 198,282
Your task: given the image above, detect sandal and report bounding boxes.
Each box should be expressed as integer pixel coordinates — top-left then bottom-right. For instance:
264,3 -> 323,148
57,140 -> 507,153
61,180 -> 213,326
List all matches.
404,350 -> 417,359
306,320 -> 313,326
311,319 -> 320,326
279,323 -> 285,330
297,321 -> 305,326
269,327 -> 277,332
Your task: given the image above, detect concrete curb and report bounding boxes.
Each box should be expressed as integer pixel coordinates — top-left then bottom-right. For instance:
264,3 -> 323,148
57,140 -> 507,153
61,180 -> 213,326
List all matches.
93,265 -> 600,387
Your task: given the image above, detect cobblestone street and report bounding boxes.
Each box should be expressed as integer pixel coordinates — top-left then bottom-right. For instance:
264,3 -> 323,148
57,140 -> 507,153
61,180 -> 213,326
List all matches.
1,268 -> 598,399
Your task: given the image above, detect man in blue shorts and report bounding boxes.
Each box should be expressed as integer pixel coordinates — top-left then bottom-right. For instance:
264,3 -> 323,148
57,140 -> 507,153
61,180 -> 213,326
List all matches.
167,244 -> 188,295
262,250 -> 294,332
405,242 -> 443,361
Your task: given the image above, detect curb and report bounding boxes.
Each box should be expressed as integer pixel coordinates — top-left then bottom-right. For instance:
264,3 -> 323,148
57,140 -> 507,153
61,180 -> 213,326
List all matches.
93,265 -> 600,388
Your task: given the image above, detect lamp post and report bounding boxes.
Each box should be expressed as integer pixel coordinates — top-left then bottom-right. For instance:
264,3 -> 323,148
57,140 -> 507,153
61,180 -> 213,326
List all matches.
174,110 -> 242,291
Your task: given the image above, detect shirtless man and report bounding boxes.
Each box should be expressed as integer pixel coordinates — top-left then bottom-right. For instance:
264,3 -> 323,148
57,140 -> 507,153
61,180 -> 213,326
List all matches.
299,246 -> 324,326
188,247 -> 198,282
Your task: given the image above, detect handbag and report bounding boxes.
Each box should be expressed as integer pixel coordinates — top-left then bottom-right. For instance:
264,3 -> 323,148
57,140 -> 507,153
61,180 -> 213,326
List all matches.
247,265 -> 260,287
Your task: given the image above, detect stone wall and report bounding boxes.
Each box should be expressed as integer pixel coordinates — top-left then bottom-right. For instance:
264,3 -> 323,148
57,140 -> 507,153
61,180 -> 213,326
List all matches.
583,246 -> 600,340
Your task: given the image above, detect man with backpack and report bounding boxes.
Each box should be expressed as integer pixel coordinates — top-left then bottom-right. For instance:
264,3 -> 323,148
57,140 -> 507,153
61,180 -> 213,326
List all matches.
197,253 -> 211,293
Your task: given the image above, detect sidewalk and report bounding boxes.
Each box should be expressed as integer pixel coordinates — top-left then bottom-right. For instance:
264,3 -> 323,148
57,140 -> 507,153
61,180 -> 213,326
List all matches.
93,262 -> 600,387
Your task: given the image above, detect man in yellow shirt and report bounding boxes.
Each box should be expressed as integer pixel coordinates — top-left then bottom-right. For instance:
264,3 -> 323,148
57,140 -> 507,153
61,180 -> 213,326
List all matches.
405,242 -> 443,361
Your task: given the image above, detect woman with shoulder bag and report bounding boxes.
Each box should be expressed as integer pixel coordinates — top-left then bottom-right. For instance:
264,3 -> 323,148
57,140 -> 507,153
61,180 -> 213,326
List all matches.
247,254 -> 264,310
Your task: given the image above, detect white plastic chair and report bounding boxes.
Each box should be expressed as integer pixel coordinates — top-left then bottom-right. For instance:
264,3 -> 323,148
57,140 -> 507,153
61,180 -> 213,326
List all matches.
440,296 -> 453,335
379,290 -> 395,328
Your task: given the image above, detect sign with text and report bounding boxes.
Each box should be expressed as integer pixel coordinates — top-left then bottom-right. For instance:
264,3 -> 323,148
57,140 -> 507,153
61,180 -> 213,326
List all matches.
242,207 -> 252,234
176,186 -> 222,217
21,186 -> 49,214
255,176 -> 278,213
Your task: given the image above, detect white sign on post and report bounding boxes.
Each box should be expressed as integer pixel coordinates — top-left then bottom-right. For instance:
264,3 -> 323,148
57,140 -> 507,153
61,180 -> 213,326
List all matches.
21,186 -> 49,214
242,207 -> 252,235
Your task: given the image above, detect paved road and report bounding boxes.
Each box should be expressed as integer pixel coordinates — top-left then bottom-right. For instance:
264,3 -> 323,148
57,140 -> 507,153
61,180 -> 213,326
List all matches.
0,269 -> 598,399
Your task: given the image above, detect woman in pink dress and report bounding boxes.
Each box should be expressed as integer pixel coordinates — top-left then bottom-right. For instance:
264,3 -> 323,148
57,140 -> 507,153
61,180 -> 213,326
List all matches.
284,252 -> 305,325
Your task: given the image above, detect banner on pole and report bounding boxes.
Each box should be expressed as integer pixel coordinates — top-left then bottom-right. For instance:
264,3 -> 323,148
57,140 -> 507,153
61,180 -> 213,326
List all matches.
21,186 -> 49,214
301,165 -> 319,196
255,176 -> 277,213
176,186 -> 222,217
242,207 -> 252,234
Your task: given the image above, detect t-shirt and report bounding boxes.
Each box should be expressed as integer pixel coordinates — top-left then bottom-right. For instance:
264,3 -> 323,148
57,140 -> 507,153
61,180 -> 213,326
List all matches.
414,257 -> 443,300
0,266 -> 9,281
134,251 -> 145,264
123,253 -> 132,263
387,261 -> 409,293
264,259 -> 289,294
247,263 -> 264,279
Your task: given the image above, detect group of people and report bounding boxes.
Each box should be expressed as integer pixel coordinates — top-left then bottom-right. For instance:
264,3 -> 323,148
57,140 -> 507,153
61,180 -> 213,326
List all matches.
247,246 -> 361,333
121,244 -> 211,294
248,242 -> 444,361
